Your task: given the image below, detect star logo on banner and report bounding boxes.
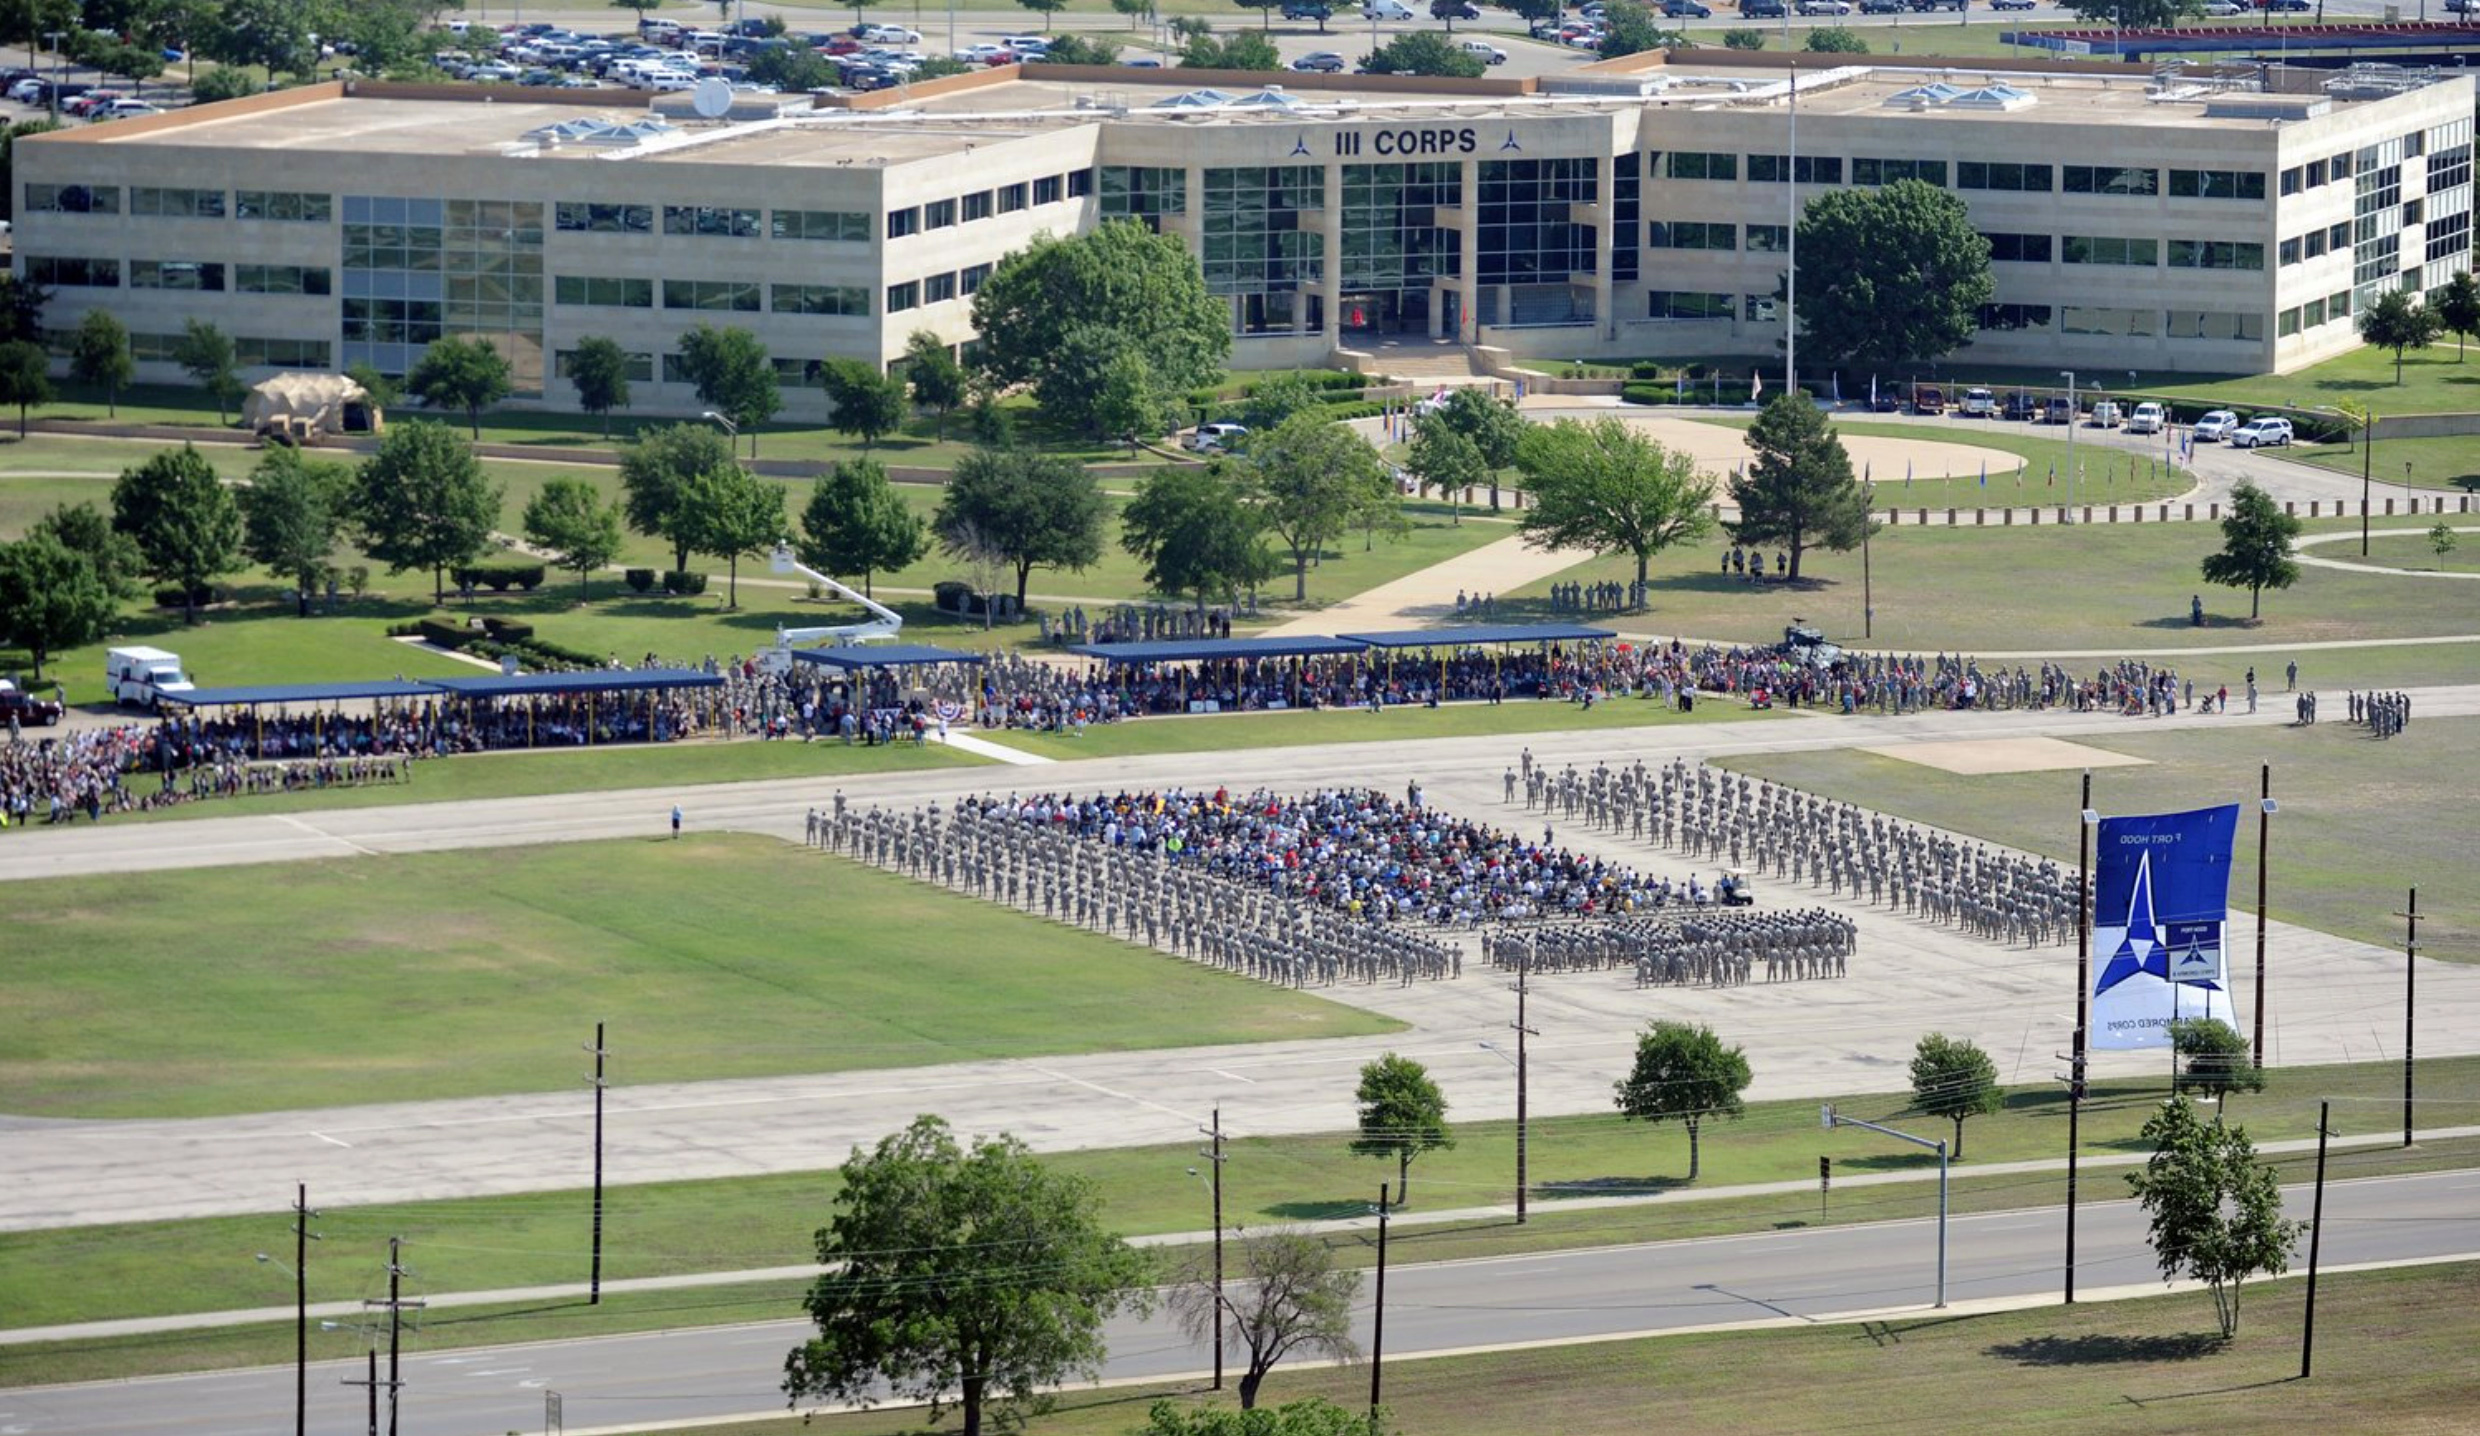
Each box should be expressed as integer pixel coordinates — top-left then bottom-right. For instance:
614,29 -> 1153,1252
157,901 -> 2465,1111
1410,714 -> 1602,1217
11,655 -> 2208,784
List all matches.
2094,850 -> 2166,995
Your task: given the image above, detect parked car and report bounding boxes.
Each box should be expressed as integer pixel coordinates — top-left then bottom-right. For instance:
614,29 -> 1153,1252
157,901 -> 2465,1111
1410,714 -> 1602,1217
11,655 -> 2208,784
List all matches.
1186,422 -> 1250,452
1281,0 -> 1334,17
1291,50 -> 1347,71
1990,0 -> 2037,8
2126,401 -> 2165,435
2042,396 -> 2075,425
0,679 -> 64,728
855,23 -> 921,43
1362,0 -> 1416,17
2229,416 -> 2293,448
2202,0 -> 2245,12
1740,0 -> 1788,16
1661,0 -> 1714,15
2088,400 -> 2123,428
1430,0 -> 1482,16
1869,389 -> 1902,413
2192,409 -> 2241,442
1796,0 -> 1852,13
1859,0 -> 1907,13
2262,0 -> 2310,11
1460,38 -> 1508,63
1562,27 -> 1608,46
1911,385 -> 1946,415
2001,391 -> 2038,422
1958,387 -> 1996,417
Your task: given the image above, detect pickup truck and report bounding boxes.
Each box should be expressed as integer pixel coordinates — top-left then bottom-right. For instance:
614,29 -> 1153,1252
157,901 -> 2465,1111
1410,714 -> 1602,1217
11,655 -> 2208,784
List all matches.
0,679 -> 64,728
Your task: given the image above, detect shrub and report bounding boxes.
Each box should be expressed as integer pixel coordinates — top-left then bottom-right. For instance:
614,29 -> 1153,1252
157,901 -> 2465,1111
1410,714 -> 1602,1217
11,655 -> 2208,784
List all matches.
1629,361 -> 1665,381
151,583 -> 224,609
661,570 -> 708,595
624,568 -> 656,593
480,616 -> 534,643
454,561 -> 546,593
417,617 -> 476,649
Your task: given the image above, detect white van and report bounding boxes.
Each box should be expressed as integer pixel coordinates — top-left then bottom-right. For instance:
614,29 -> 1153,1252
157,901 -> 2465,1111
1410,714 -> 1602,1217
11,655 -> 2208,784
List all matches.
106,646 -> 194,707
2125,401 -> 2165,435
1363,0 -> 1416,17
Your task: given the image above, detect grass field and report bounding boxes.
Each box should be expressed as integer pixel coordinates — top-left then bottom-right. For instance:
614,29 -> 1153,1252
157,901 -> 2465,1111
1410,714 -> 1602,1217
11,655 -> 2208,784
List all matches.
983,688 -> 1786,758
2310,529 -> 2480,574
0,834 -> 1399,1118
1722,715 -> 2480,962
1685,416 -> 2194,510
2290,433 -> 2480,495
2147,339 -> 2480,418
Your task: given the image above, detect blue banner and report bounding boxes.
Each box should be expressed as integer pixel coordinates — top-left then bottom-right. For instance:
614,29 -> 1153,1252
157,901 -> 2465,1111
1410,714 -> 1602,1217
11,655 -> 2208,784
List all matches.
2090,804 -> 2241,1050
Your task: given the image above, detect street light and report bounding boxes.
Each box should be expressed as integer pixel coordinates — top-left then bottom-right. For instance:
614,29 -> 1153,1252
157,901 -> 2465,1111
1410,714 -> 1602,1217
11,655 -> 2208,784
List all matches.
42,30 -> 62,119
2061,370 -> 2078,522
699,409 -> 746,458
1822,1105 -> 1949,1307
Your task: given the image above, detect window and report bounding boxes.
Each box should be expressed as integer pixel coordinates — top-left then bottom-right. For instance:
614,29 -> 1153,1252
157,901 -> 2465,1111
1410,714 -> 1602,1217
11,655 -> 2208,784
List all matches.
1477,157 -> 1596,288
663,205 -> 760,238
924,198 -> 957,230
962,190 -> 994,222
2304,230 -> 2329,259
2330,151 -> 2353,180
236,190 -> 332,222
2167,169 -> 2267,201
2427,208 -> 2472,265
2060,305 -> 2156,337
1099,167 -> 1185,218
925,271 -> 958,303
1645,290 -> 1733,320
961,262 -> 994,295
1745,223 -> 1788,252
2430,143 -> 2473,195
1957,161 -> 2051,193
23,255 -> 119,287
998,182 -> 1029,213
2280,237 -> 2303,266
2304,296 -> 2327,327
771,283 -> 870,316
2307,159 -> 2328,187
770,357 -> 825,384
1652,151 -> 1736,181
887,281 -> 919,313
129,260 -> 225,291
1983,232 -> 2052,263
661,353 -> 693,385
886,206 -> 920,239
2063,165 -> 2158,197
1976,302 -> 2055,333
341,297 -> 442,346
555,347 -> 654,383
232,336 -> 330,368
553,275 -> 655,307
2165,239 -> 2264,270
1852,157 -> 1945,187
2280,167 -> 2303,197
1340,162 -> 1460,292
129,186 -> 225,218
1747,154 -> 1839,184
1033,175 -> 1062,205
2163,309 -> 2263,342
1200,166 -> 1326,317
557,202 -> 654,234
23,184 -> 119,214
771,209 -> 872,242
661,278 -> 760,311
1647,220 -> 1734,250
2331,288 -> 2353,318
1068,168 -> 1095,198
235,263 -> 332,295
2062,235 -> 2156,266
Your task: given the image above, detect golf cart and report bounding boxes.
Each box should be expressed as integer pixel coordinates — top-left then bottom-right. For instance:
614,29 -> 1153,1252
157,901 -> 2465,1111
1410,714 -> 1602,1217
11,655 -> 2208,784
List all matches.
1716,868 -> 1755,907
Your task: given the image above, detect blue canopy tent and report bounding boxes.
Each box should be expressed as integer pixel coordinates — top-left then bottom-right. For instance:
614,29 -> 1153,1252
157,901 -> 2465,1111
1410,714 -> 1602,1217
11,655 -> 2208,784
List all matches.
155,678 -> 450,752
423,667 -> 723,747
1338,623 -> 1617,648
1064,636 -> 1366,664
790,645 -> 989,670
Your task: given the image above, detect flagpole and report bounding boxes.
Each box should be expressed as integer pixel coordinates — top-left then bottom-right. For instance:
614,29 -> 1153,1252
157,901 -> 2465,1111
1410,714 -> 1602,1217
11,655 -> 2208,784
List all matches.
2068,770 -> 2094,1304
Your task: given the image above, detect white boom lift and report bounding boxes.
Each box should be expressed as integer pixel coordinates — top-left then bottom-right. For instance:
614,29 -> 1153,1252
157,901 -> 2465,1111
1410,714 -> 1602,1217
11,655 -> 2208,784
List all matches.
758,545 -> 904,674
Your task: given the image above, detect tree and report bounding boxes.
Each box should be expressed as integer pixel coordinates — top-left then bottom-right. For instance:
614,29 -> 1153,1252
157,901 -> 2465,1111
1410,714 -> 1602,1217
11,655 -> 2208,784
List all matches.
819,358 -> 907,452
345,361 -> 401,413
198,0 -> 317,75
2063,0 -> 2202,24
171,319 -> 246,425
1232,0 -> 1280,28
1786,181 -> 1994,374
1245,413 -> 1389,600
1239,372 -> 1322,434
748,44 -> 838,91
1182,28 -> 1281,69
2358,287 -> 2444,385
1613,1020 -> 1750,1182
1349,1053 -> 1452,1205
2199,480 -> 2302,620
1721,26 -> 1765,48
190,66 -> 261,103
620,424 -> 740,574
240,447 -> 350,602
111,445 -> 242,624
1360,31 -> 1485,77
903,331 -> 968,439
936,448 -> 1107,605
799,458 -> 927,597
32,500 -> 145,599
1092,348 -> 1165,454
68,309 -> 135,419
405,336 -> 513,439
1404,418 -> 1487,525
565,335 -> 634,437
0,269 -> 48,344
2170,1018 -> 2266,1103
350,421 -> 502,605
0,532 -> 113,681
782,1114 -> 1149,1436
2430,521 -> 2459,569
1804,23 -> 1868,51
0,339 -> 54,437
2436,271 -> 2480,361
1016,0 -> 1071,29
1430,387 -> 1526,510
610,0 -> 667,14
2123,1094 -> 2301,1337
1039,33 -> 1120,64
522,476 -> 626,600
678,463 -> 784,608
1168,1228 -> 1360,1411
1514,416 -> 1717,597
1908,1033 -> 2002,1161
1140,1397 -> 1378,1436
1730,394 -> 1873,581
675,323 -> 781,456
1121,464 -> 1275,609
972,220 -> 1229,438
1596,1 -> 1680,59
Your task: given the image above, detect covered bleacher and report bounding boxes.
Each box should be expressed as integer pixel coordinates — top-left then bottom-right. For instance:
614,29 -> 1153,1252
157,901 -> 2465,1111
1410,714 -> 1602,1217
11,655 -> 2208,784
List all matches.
1339,623 -> 1618,649
424,667 -> 722,748
790,644 -> 989,670
1053,624 -> 1625,714
1063,636 -> 1368,664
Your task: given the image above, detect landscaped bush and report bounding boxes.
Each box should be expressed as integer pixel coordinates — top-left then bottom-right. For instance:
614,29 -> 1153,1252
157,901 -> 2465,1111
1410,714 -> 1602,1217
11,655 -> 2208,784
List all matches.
661,570 -> 708,596
417,617 -> 476,649
480,617 -> 534,643
454,562 -> 546,593
624,568 -> 656,593
1629,361 -> 1665,381
151,583 -> 225,609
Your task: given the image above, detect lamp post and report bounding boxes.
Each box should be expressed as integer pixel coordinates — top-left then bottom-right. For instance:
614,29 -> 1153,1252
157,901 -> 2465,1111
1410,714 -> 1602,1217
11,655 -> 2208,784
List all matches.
2061,370 -> 2078,521
1782,2 -> 1797,399
42,30 -> 61,118
1368,1183 -> 1390,1428
2066,781 -> 2099,1302
1821,1105 -> 1948,1307
1862,479 -> 1875,639
699,408 -> 743,458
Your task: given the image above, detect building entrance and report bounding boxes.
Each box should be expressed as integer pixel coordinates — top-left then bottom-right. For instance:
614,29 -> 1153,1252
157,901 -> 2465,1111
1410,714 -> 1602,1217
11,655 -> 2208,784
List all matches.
1339,289 -> 1432,336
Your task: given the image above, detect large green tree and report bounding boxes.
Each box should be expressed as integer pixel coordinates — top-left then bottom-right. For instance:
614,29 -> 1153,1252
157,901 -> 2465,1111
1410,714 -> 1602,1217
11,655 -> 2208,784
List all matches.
2124,1094 -> 2300,1337
1167,1228 -> 1360,1412
0,339 -> 49,437
1613,1020 -> 1751,1182
198,0 -> 320,75
970,219 -> 1230,438
2063,0 -> 2201,25
351,421 -> 503,605
406,336 -> 514,440
68,309 -> 134,419
1244,413 -> 1391,600
799,458 -> 927,598
1429,387 -> 1526,510
1514,416 -> 1716,597
522,476 -> 627,600
1359,30 -> 1485,77
782,1114 -> 1150,1436
676,463 -> 784,608
1597,1 -> 1682,59
0,531 -> 114,681
31,501 -> 145,600
619,424 -> 741,573
1404,418 -> 1488,525
933,448 -> 1108,605
903,331 -> 968,439
564,335 -> 635,437
819,358 -> 907,452
2170,1018 -> 2267,1103
676,323 -> 781,456
110,444 -> 242,623
171,318 -> 245,425
1181,28 -> 1281,69
240,447 -> 351,602
1349,1052 -> 1453,1205
1908,1033 -> 2002,1161
2358,287 -> 2444,384
1730,394 -> 1873,581
2199,479 -> 2302,620
1120,464 -> 1275,610
2436,270 -> 2480,361
1784,180 -> 1994,375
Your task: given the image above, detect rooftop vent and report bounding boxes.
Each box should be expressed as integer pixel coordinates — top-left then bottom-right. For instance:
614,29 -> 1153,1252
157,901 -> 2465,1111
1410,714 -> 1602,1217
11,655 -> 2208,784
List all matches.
524,116 -> 680,146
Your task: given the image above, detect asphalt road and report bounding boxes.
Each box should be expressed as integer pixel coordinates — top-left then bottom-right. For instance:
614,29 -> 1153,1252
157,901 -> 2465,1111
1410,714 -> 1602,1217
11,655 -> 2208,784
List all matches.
8,1168 -> 2473,1435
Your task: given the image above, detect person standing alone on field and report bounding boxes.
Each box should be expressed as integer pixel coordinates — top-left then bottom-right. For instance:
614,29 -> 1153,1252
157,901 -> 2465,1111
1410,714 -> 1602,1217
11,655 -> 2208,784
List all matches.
670,803 -> 682,840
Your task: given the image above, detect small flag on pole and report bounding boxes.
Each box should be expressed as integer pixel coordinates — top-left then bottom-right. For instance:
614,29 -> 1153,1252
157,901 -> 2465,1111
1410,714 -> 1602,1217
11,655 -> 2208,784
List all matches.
1752,370 -> 1764,401
1832,372 -> 1842,404
1904,460 -> 1913,488
1869,375 -> 1878,408
1978,461 -> 1987,489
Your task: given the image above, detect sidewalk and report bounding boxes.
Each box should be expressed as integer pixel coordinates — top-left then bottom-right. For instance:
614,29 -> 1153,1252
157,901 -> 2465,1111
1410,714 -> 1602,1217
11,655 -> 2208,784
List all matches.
12,1121 -> 2469,1348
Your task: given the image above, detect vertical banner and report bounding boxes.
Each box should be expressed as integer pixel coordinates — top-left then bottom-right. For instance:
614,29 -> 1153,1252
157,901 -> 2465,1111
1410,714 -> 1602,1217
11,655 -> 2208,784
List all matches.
2091,804 -> 2242,1050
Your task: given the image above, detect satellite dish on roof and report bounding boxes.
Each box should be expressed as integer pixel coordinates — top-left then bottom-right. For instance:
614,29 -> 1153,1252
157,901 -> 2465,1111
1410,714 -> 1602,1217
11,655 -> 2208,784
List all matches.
690,77 -> 733,119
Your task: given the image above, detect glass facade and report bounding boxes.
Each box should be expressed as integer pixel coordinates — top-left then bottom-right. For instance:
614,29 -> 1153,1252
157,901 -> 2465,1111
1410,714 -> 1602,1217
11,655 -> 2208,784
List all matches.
1339,162 -> 1460,295
341,196 -> 545,391
1477,158 -> 1595,327
1099,167 -> 1185,228
1201,166 -> 1323,334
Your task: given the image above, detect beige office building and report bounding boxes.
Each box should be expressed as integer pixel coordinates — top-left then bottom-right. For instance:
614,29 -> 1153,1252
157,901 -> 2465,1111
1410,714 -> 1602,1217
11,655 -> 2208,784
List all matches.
12,54 -> 2471,415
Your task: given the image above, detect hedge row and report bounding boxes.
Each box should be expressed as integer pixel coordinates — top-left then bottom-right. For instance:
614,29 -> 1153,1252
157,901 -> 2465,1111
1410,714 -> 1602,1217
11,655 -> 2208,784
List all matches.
152,583 -> 229,609
1622,382 -> 1757,407
622,569 -> 709,595
452,562 -> 545,593
416,616 -> 536,650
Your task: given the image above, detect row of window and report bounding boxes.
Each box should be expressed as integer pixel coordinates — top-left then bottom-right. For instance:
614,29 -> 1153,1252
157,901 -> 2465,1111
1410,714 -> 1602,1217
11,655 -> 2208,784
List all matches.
890,170 -> 1088,241
21,186 -> 331,220
2280,221 -> 2362,266
47,327 -> 331,367
1647,156 -> 2268,200
547,264 -> 994,317
1975,304 -> 2271,341
2275,290 -> 2359,338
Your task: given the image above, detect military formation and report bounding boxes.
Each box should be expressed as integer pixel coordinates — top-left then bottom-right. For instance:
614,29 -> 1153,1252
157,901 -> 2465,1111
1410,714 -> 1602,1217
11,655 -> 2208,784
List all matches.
1481,909 -> 1855,987
2350,689 -> 2412,738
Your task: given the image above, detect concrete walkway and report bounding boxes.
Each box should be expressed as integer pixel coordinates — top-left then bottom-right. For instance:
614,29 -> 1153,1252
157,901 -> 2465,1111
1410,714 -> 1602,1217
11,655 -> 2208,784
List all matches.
1258,527 -> 1586,637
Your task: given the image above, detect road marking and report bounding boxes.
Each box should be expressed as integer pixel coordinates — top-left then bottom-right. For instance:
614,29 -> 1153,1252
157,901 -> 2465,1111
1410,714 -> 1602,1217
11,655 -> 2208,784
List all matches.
1207,1068 -> 1257,1085
1021,1062 -> 1199,1123
272,814 -> 377,857
468,1367 -> 530,1377
310,1132 -> 351,1149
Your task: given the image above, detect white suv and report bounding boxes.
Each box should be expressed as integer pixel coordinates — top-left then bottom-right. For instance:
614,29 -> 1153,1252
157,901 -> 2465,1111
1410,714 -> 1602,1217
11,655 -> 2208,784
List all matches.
1958,387 -> 1996,417
2192,409 -> 2240,442
2125,401 -> 2165,435
2228,417 -> 2293,449
1186,421 -> 1250,452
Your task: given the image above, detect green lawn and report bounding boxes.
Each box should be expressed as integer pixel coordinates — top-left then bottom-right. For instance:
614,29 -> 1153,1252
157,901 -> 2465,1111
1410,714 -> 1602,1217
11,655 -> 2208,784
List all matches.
1722,715 -> 2480,960
2312,529 -> 2480,573
0,833 -> 1400,1119
1689,415 -> 2192,509
2142,339 -> 2480,418
2288,433 -> 2480,495
1507,515 -> 2480,654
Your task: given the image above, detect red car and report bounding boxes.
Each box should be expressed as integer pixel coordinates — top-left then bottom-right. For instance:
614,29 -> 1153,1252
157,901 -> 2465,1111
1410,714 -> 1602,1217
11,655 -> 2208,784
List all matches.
0,681 -> 64,727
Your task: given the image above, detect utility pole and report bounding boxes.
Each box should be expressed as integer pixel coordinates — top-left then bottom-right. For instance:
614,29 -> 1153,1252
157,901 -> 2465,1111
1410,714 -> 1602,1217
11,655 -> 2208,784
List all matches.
1194,1107 -> 1226,1392
292,1184 -> 319,1436
1861,483 -> 1875,639
2300,1099 -> 2331,1379
586,1021 -> 607,1305
2400,888 -> 2419,1148
1511,949 -> 1537,1224
343,1347 -> 380,1436
1822,1106 -> 1948,1307
362,1236 -> 424,1436
2254,767 -> 2274,1068
1369,1182 -> 1390,1428
2067,772 -> 2097,1303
